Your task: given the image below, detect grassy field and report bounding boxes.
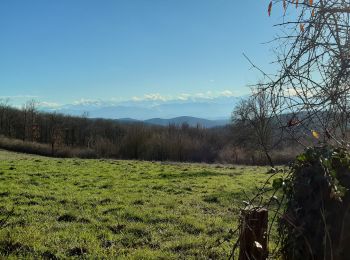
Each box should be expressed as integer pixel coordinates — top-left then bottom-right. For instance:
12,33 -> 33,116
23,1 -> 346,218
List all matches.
0,150 -> 275,259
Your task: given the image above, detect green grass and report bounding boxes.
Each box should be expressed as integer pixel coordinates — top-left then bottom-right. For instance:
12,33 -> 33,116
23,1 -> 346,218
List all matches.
0,150 -> 275,259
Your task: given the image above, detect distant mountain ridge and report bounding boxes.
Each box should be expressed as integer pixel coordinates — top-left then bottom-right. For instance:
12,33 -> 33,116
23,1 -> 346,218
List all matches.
41,95 -> 244,120
116,116 -> 230,128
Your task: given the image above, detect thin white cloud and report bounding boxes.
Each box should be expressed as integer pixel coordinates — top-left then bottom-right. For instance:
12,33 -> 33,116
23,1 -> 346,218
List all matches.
38,101 -> 61,109
219,90 -> 235,97
143,93 -> 169,101
130,90 -> 237,102
18,89 -> 238,111
131,93 -> 171,102
178,93 -> 191,100
72,98 -> 103,106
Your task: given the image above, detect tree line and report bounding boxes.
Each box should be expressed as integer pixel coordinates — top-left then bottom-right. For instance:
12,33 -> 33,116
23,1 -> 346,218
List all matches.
0,99 -> 300,165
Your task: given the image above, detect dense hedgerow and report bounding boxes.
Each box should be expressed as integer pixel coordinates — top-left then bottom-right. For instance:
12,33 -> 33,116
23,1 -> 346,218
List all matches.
278,146 -> 350,259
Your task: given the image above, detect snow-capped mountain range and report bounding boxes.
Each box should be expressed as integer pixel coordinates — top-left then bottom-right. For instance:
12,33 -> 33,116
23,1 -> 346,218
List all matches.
40,95 -> 245,123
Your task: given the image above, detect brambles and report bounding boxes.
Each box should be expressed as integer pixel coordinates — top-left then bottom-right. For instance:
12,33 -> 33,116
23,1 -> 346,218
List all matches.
258,1 -> 350,258
238,2 -> 350,256
279,146 -> 350,259
262,0 -> 350,146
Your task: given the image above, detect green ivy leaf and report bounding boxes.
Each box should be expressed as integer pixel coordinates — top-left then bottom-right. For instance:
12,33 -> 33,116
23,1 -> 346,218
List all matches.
272,178 -> 283,190
296,154 -> 307,162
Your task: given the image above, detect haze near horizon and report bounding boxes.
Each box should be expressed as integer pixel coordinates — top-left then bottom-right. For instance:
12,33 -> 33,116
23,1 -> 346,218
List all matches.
1,0 -> 280,118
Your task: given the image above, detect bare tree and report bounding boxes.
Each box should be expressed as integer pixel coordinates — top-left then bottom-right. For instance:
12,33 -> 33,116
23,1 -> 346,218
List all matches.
258,0 -> 350,146
21,100 -> 38,141
0,98 -> 10,135
233,89 -> 277,167
240,2 -> 350,259
48,112 -> 62,155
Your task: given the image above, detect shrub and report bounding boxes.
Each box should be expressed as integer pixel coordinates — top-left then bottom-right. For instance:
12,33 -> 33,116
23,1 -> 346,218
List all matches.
0,136 -> 96,159
279,146 -> 350,259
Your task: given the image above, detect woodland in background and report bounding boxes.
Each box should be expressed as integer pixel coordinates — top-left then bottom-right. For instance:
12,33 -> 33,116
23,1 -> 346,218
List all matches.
0,100 -> 300,165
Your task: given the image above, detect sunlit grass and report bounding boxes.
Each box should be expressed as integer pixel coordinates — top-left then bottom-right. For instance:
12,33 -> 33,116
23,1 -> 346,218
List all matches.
0,150 -> 275,259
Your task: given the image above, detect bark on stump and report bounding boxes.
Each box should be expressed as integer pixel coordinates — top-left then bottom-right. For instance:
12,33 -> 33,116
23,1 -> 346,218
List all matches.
239,207 -> 268,260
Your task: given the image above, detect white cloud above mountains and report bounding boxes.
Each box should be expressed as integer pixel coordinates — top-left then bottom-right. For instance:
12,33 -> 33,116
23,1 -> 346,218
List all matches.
37,90 -> 238,109
38,101 -> 61,109
1,90 -> 238,108
3,90 -> 243,120
130,90 -> 236,103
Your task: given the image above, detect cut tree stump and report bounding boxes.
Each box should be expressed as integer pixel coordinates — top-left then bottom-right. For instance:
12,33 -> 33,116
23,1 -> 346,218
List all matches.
238,206 -> 268,260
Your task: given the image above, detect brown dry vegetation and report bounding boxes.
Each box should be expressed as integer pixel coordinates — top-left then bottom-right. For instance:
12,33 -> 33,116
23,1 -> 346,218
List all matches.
0,102 -> 302,165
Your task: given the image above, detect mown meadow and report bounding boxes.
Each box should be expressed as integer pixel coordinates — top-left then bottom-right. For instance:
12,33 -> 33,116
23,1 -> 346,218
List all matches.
0,150 -> 276,259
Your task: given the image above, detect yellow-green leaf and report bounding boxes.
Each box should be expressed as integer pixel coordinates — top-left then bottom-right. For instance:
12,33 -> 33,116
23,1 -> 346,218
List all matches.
312,130 -> 320,139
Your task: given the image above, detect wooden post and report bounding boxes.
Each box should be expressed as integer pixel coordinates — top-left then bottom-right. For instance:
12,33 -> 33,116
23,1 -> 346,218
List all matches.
239,207 -> 268,260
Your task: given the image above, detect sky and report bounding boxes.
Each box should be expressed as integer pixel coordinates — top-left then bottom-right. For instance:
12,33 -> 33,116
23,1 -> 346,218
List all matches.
0,0 -> 281,107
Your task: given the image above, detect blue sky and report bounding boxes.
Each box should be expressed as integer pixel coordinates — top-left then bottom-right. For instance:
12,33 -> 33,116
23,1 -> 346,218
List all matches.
0,0 -> 280,106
